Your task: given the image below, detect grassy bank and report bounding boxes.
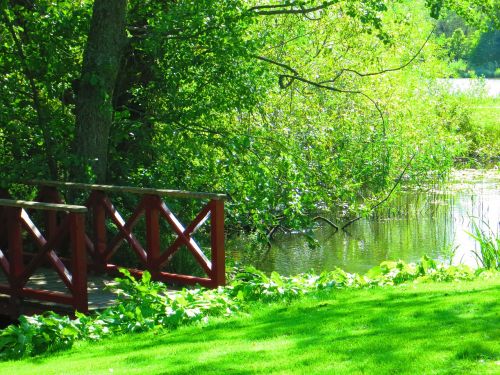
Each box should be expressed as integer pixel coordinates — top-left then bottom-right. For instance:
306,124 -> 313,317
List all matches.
2,275 -> 499,375
461,96 -> 500,163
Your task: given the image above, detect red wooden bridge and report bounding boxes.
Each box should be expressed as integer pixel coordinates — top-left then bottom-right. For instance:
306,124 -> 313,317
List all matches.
0,180 -> 227,318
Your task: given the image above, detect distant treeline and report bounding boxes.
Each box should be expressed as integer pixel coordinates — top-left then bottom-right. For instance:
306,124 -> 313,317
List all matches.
437,11 -> 500,77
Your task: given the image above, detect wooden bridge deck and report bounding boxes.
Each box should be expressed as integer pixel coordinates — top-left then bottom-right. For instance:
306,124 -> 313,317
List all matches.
0,269 -> 118,313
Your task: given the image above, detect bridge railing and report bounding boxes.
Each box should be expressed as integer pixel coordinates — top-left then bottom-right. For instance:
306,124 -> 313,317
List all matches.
0,199 -> 88,314
26,180 -> 227,288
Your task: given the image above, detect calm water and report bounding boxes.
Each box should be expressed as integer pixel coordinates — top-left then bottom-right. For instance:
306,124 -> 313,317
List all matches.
227,169 -> 500,275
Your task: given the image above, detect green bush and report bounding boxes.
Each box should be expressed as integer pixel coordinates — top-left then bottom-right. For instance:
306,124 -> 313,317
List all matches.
0,313 -> 81,360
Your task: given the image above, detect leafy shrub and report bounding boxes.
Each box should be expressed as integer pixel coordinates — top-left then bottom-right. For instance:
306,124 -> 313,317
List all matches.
0,313 -> 81,360
365,256 -> 476,285
98,269 -> 238,333
227,268 -> 315,302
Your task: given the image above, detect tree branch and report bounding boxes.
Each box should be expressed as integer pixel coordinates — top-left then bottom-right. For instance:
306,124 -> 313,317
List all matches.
313,216 -> 339,232
254,54 -> 386,125
249,1 -> 338,16
1,8 -> 58,179
254,28 -> 436,127
280,74 -> 386,124
341,152 -> 417,230
321,26 -> 435,84
253,55 -> 299,75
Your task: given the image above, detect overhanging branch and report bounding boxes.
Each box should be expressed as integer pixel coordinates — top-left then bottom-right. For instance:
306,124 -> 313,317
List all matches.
341,152 -> 417,230
320,26 -> 436,85
253,55 -> 299,76
254,54 -> 386,124
254,27 -> 435,126
249,1 -> 338,16
280,73 -> 386,124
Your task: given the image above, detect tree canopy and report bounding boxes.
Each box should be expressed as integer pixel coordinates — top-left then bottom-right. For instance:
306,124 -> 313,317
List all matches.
0,0 -> 498,232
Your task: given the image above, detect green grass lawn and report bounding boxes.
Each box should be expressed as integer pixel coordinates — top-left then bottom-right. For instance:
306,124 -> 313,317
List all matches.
2,276 -> 499,374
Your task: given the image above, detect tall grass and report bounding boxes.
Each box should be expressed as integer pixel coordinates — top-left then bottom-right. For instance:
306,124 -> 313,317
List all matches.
468,221 -> 500,270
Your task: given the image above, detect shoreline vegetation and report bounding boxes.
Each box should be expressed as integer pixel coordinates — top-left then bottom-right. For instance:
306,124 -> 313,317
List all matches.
0,268 -> 498,374
1,255 -> 498,361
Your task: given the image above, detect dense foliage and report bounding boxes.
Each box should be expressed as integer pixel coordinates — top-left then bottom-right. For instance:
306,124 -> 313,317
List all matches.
435,1 -> 500,77
1,0 -> 495,235
1,258 -> 497,360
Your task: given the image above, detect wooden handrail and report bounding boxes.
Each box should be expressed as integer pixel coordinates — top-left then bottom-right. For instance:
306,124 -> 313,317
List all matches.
0,198 -> 87,213
0,178 -> 226,317
24,180 -> 229,201
0,197 -> 88,315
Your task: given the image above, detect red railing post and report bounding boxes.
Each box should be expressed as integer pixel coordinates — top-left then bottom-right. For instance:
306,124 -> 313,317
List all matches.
210,200 -> 225,286
7,207 -> 23,316
0,189 -> 11,250
17,180 -> 229,292
145,195 -> 161,278
38,186 -> 61,238
91,191 -> 107,272
69,212 -> 88,313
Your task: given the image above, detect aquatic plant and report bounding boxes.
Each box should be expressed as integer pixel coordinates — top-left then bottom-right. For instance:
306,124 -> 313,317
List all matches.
468,221 -> 500,270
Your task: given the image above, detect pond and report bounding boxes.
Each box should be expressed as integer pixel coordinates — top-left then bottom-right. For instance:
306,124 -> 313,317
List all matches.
227,169 -> 500,275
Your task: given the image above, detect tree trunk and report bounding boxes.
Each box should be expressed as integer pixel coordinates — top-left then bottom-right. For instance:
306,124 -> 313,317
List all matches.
73,0 -> 127,183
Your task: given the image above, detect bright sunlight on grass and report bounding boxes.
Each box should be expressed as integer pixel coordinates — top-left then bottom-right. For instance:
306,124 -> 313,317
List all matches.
467,97 -> 500,159
2,275 -> 499,375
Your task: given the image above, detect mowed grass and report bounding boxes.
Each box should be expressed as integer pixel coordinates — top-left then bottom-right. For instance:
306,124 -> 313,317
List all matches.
1,276 -> 499,375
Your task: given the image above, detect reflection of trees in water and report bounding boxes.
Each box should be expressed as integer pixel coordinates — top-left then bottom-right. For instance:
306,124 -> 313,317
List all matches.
227,173 -> 500,275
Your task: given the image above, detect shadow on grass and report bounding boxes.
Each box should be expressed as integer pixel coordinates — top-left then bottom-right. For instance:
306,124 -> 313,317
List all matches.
15,282 -> 500,374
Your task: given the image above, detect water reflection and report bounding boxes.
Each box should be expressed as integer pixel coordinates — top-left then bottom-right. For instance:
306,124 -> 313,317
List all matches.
227,169 -> 500,275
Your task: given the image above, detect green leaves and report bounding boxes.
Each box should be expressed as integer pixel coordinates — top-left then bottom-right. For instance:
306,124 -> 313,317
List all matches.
426,0 -> 444,19
426,0 -> 499,28
0,0 -> 493,233
0,312 -> 82,360
467,220 -> 500,270
0,0 -> 90,180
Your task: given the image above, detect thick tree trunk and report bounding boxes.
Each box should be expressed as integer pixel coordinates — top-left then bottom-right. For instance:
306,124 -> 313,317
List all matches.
73,0 -> 127,183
